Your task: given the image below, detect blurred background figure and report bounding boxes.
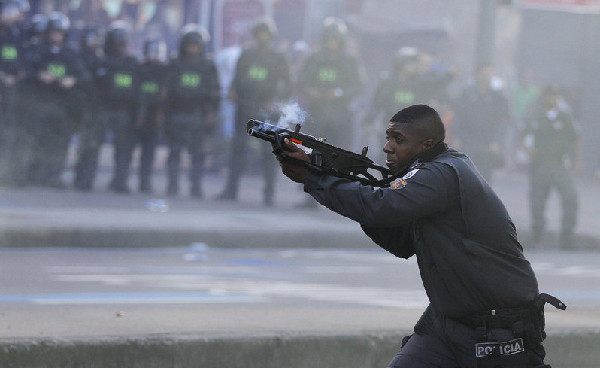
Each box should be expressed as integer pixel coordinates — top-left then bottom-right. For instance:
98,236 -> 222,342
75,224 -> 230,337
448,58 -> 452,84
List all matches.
520,84 -> 581,249
452,64 -> 510,184
71,26 -> 102,191
363,46 -> 454,163
164,24 -> 220,198
217,17 -> 291,206
297,17 -> 364,150
27,11 -> 90,189
295,17 -> 364,208
133,36 -> 168,194
509,68 -> 540,171
74,20 -> 138,193
0,0 -> 25,186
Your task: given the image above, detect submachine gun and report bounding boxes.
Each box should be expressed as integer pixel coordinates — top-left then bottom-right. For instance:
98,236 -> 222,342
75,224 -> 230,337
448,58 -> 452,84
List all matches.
247,119 -> 394,187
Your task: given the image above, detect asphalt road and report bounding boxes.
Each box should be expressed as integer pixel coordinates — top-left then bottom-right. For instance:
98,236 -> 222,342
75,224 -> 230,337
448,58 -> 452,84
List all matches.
1,247 -> 600,339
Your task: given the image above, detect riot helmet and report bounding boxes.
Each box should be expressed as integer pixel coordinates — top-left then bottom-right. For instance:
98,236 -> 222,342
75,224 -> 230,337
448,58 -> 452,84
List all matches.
14,0 -> 28,21
14,0 -> 28,13
0,1 -> 20,27
46,11 -> 70,33
321,17 -> 347,42
321,17 -> 347,52
45,11 -> 69,45
143,37 -> 166,63
104,20 -> 131,57
252,17 -> 277,39
178,23 -> 209,57
393,46 -> 420,73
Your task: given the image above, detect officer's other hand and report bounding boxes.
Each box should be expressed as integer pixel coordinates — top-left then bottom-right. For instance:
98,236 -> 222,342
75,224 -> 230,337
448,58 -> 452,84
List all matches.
279,138 -> 309,184
60,76 -> 76,89
39,71 -> 56,84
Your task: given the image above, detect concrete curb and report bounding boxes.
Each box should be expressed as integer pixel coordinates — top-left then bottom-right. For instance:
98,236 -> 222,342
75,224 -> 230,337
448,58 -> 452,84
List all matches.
1,332 -> 598,368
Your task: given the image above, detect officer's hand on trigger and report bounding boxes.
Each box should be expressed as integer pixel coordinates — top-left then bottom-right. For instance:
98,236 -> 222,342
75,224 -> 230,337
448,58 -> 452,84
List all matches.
279,138 -> 310,184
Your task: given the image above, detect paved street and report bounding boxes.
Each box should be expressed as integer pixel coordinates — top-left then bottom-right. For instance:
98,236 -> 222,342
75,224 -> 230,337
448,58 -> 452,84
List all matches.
1,247 -> 599,339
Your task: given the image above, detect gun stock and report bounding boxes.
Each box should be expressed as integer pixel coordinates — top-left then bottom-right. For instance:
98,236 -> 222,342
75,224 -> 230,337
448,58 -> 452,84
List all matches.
247,119 -> 394,187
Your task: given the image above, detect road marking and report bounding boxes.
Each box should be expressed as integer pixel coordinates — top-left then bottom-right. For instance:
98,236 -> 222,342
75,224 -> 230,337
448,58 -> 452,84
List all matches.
0,292 -> 264,305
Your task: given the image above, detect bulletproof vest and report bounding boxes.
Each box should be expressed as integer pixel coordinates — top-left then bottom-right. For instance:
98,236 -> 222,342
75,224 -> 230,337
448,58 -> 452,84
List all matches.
234,48 -> 286,102
0,37 -> 20,75
97,56 -> 137,104
36,45 -> 78,95
170,59 -> 207,100
138,63 -> 166,104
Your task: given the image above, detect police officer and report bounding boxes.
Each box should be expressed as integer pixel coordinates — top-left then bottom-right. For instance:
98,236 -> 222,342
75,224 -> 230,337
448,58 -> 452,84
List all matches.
521,85 -> 581,249
217,17 -> 292,206
134,36 -> 168,193
75,21 -> 138,193
10,12 -> 45,186
72,26 -> 103,191
163,24 -> 220,197
452,64 -> 510,183
297,17 -> 365,149
0,0 -> 24,185
277,104 -> 564,367
364,47 -> 454,164
294,17 -> 365,208
27,11 -> 90,188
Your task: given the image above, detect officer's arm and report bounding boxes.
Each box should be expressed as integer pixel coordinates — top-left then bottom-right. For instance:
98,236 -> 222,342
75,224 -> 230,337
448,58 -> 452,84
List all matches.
360,224 -> 415,259
304,164 -> 453,227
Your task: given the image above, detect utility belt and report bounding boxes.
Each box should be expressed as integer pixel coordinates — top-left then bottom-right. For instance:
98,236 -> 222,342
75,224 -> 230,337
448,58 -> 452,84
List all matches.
456,293 -> 566,362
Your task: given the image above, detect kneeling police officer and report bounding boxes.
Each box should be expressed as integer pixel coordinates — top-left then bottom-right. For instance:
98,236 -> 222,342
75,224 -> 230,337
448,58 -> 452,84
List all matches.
277,104 -> 565,367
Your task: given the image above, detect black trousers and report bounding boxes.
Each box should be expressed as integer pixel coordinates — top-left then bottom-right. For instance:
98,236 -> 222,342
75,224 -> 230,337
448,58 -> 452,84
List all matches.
221,100 -> 276,201
387,305 -> 547,368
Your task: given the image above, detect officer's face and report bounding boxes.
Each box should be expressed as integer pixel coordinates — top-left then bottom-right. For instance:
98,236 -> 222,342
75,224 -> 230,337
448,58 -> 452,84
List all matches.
383,122 -> 427,173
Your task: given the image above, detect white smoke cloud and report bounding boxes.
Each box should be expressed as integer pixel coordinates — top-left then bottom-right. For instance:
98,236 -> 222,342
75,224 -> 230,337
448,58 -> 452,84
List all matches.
273,101 -> 310,128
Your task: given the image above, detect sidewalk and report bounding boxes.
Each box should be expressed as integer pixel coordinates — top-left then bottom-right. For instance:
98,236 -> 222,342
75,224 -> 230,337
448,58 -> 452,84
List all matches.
1,143 -> 599,249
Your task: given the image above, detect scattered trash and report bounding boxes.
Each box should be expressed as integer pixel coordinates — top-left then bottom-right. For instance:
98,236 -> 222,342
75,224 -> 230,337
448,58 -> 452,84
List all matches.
183,242 -> 209,262
145,199 -> 169,212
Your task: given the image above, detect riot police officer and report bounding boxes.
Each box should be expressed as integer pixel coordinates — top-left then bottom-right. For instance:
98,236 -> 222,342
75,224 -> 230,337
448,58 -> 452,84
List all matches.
217,17 -> 292,205
27,11 -> 90,188
452,64 -> 510,183
295,17 -> 365,208
0,0 -> 24,185
72,26 -> 103,191
521,85 -> 581,249
363,47 -> 454,164
74,21 -> 138,193
134,36 -> 168,193
163,24 -> 220,197
297,17 -> 365,149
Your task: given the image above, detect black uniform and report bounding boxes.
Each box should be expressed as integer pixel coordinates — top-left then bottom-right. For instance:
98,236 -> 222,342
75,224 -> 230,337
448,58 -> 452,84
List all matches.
220,45 -> 291,203
453,84 -> 510,182
0,25 -> 23,185
72,41 -> 103,191
164,55 -> 220,196
26,42 -> 90,187
80,54 -> 138,192
134,60 -> 168,192
303,147 -> 561,367
297,49 -> 364,148
523,104 -> 579,248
